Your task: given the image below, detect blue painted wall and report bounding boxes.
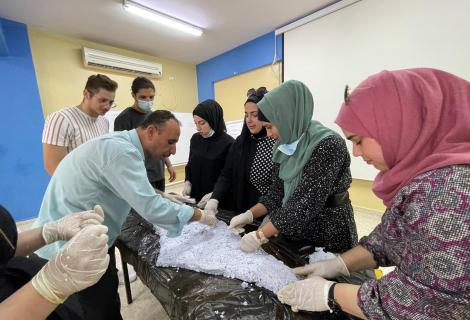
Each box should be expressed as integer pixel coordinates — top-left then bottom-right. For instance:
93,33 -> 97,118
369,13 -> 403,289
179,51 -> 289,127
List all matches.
0,19 -> 9,56
0,17 -> 49,221
196,31 -> 282,102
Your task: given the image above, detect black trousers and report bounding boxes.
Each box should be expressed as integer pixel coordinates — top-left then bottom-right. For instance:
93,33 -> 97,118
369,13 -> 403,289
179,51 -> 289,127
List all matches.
75,246 -> 123,320
150,179 -> 165,192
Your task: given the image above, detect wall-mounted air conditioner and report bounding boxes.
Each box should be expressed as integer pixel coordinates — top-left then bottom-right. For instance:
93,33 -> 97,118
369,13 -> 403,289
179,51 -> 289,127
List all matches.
82,47 -> 162,78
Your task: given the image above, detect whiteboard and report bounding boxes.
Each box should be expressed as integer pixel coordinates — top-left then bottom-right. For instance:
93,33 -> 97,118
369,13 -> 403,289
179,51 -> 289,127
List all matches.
283,0 -> 470,180
171,112 -> 197,165
169,114 -> 244,166
104,110 -> 121,132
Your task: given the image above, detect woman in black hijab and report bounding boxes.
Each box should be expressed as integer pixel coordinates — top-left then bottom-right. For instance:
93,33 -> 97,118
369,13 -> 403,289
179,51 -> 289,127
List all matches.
198,88 -> 276,215
183,99 -> 234,203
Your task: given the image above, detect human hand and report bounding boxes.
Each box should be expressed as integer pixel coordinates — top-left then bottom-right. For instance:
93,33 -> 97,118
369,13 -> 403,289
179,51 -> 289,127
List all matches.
228,210 -> 253,234
161,192 -> 196,205
240,230 -> 268,253
198,209 -> 218,227
42,205 -> 105,245
204,199 -> 218,216
197,192 -> 212,208
182,181 -> 192,197
167,166 -> 176,182
32,225 -> 110,304
277,276 -> 335,312
292,256 -> 350,279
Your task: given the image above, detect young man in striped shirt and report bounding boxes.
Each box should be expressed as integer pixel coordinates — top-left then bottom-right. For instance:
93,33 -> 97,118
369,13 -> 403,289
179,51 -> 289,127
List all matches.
42,74 -> 118,175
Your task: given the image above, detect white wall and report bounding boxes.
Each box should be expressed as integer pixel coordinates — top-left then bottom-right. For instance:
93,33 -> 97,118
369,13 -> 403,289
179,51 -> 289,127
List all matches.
284,0 -> 470,180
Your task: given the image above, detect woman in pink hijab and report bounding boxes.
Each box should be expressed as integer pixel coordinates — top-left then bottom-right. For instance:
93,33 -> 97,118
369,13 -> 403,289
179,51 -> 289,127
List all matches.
277,68 -> 470,319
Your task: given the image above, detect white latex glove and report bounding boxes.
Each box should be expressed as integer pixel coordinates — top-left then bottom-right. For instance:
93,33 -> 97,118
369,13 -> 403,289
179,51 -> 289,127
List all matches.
228,210 -> 253,234
277,276 -> 335,312
198,209 -> 218,227
240,230 -> 268,253
197,192 -> 213,208
42,205 -> 105,245
161,192 -> 196,205
204,199 -> 219,216
32,225 -> 110,304
182,181 -> 192,197
292,256 -> 350,279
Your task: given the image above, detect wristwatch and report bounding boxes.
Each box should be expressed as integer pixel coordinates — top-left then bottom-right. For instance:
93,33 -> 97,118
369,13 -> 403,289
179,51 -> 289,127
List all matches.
327,282 -> 342,314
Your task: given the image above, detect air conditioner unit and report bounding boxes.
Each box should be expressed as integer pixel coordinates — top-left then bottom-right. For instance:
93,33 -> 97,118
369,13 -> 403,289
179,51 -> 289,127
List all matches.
82,47 -> 162,78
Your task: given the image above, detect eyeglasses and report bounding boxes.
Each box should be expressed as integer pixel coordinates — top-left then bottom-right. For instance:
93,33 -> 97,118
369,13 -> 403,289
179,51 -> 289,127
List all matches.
344,85 -> 351,104
87,90 -> 116,108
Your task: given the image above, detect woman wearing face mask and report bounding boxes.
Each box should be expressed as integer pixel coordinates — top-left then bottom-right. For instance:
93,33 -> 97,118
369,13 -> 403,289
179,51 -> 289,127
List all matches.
229,80 -> 358,259
0,205 -> 109,320
114,77 -> 176,191
183,99 -> 234,203
277,69 -> 470,319
197,88 -> 276,215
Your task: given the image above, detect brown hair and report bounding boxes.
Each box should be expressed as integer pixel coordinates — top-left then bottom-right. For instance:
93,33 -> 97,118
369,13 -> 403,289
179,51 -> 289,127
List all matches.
85,74 -> 118,96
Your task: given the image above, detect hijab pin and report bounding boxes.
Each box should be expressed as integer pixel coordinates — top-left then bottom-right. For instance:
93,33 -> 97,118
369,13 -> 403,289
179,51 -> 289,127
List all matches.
344,85 -> 352,104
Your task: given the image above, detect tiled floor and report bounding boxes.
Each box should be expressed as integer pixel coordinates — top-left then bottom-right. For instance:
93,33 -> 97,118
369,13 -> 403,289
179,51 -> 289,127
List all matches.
17,182 -> 387,320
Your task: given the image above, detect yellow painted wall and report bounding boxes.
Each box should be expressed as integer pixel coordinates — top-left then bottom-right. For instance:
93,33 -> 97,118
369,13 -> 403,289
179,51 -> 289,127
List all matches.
350,179 -> 385,212
214,63 -> 281,121
28,29 -> 198,117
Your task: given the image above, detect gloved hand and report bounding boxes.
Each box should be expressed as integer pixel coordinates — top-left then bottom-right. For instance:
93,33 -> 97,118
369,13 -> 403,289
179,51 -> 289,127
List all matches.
228,210 -> 253,234
204,199 -> 219,216
182,181 -> 192,197
240,230 -> 268,253
292,256 -> 350,279
32,225 -> 110,304
277,276 -> 335,312
161,192 -> 196,205
197,192 -> 213,208
42,205 -> 105,245
198,209 -> 218,227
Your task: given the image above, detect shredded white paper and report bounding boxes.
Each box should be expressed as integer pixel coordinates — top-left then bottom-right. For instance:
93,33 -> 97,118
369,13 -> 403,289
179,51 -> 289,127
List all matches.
308,247 -> 337,263
154,221 -> 297,293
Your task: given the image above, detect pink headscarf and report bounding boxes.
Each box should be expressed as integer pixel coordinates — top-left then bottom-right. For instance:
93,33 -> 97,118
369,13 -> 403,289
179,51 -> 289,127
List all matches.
335,68 -> 470,208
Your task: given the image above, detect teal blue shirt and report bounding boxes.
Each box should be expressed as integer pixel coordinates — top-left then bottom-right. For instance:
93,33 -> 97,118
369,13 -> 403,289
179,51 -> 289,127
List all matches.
33,129 -> 194,260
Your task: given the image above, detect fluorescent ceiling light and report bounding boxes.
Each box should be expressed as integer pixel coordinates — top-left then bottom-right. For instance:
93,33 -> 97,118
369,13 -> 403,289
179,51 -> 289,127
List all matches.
123,0 -> 203,37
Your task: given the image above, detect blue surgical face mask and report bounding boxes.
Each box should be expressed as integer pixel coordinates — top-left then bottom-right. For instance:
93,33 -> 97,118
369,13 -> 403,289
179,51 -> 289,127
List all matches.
277,134 -> 304,156
204,129 -> 215,138
137,100 -> 153,112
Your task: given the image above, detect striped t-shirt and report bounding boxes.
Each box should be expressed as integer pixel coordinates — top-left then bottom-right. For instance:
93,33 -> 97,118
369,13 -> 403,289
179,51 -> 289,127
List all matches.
42,106 -> 109,152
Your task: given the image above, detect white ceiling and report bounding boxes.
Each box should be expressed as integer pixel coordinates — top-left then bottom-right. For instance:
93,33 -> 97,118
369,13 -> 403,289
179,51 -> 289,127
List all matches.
0,0 -> 334,64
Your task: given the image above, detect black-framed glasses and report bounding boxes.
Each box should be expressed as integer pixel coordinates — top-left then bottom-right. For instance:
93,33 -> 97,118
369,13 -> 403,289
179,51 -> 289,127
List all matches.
344,85 -> 351,103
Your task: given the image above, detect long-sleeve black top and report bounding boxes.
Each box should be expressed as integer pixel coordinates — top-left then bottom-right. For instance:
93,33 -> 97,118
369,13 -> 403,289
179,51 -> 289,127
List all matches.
185,132 -> 234,202
259,135 -> 358,253
212,131 -> 275,212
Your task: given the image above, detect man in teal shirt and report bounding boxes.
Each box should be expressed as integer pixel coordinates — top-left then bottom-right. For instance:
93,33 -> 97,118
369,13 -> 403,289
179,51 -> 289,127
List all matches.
33,110 -> 216,319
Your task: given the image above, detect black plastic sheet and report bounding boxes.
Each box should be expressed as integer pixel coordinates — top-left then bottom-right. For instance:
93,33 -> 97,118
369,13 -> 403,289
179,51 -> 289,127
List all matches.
117,210 -> 352,320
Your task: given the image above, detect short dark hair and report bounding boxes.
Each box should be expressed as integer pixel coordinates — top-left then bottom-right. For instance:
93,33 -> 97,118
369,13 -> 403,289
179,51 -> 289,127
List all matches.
246,87 -> 268,105
140,110 -> 181,132
131,76 -> 155,95
85,74 -> 118,96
